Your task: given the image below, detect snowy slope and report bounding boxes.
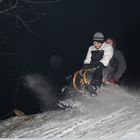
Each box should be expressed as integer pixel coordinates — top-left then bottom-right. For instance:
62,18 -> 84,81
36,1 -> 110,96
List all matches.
0,84 -> 140,139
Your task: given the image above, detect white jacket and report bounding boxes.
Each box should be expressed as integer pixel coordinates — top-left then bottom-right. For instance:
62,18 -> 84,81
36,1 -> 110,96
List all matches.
84,42 -> 114,67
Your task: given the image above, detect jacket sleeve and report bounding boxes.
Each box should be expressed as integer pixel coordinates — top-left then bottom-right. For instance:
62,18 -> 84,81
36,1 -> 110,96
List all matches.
113,50 -> 127,80
84,47 -> 92,64
100,45 -> 114,67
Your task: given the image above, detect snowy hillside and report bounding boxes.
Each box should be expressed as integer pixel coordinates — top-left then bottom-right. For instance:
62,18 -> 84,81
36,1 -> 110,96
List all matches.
0,84 -> 140,139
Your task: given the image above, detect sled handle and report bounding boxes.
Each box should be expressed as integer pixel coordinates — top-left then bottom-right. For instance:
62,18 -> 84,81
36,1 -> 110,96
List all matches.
72,69 -> 85,94
83,68 -> 93,84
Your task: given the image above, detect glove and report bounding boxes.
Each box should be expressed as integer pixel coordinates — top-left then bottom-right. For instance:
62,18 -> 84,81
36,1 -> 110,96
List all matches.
81,64 -> 92,74
82,64 -> 92,70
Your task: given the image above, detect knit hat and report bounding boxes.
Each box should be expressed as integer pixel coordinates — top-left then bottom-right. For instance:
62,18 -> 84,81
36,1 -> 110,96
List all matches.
93,32 -> 104,43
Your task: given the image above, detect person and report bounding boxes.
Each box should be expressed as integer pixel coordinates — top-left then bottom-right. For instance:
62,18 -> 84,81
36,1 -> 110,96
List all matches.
83,32 -> 114,95
103,38 -> 127,84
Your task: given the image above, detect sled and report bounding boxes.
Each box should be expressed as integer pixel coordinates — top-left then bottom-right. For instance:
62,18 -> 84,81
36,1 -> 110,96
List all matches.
72,68 -> 96,95
57,68 -> 97,110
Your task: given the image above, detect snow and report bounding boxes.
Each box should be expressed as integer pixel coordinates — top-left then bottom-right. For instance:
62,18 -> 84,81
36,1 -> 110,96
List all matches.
0,83 -> 140,139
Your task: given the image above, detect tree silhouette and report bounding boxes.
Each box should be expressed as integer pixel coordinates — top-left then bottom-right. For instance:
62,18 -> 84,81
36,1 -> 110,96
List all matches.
0,0 -> 61,41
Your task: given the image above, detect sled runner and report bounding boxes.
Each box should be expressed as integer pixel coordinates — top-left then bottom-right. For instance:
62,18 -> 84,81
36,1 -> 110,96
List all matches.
57,68 -> 97,110
72,68 -> 97,96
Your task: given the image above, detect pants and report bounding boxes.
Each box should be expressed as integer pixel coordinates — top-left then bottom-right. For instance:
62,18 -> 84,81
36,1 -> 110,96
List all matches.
102,65 -> 116,83
90,67 -> 103,87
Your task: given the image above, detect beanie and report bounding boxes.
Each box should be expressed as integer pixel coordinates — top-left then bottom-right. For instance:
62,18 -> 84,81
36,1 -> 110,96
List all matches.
93,32 -> 104,43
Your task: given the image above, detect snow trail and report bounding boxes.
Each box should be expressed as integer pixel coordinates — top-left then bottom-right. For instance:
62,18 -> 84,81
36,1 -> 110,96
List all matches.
0,83 -> 140,138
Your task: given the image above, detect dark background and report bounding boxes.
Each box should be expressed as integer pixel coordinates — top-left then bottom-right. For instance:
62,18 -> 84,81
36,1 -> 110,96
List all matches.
0,0 -> 140,119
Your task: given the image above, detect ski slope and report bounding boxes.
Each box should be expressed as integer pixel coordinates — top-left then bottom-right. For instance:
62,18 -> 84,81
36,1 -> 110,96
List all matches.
0,84 -> 140,139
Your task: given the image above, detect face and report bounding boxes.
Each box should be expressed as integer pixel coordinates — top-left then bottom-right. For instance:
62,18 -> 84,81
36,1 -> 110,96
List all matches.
106,39 -> 113,46
93,41 -> 102,49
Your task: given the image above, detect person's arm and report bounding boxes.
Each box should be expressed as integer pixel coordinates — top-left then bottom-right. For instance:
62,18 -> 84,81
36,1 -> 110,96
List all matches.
84,46 -> 92,64
100,45 -> 114,67
113,50 -> 127,80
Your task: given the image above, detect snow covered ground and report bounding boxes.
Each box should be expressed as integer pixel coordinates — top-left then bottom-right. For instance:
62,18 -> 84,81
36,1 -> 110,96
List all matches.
0,84 -> 140,139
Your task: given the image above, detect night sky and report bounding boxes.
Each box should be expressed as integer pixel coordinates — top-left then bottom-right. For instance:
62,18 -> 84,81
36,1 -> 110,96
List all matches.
0,0 -> 140,119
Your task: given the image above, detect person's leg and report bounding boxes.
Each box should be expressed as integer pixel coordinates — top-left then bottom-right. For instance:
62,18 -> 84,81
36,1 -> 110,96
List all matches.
90,68 -> 103,87
84,68 -> 103,96
84,66 -> 105,96
102,66 -> 114,83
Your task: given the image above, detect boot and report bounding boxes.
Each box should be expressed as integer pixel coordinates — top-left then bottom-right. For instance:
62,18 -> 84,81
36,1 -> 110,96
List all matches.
84,84 -> 97,96
90,80 -> 100,96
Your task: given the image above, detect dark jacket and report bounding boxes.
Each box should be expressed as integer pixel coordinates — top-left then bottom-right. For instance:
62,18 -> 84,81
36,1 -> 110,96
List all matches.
103,49 -> 127,81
